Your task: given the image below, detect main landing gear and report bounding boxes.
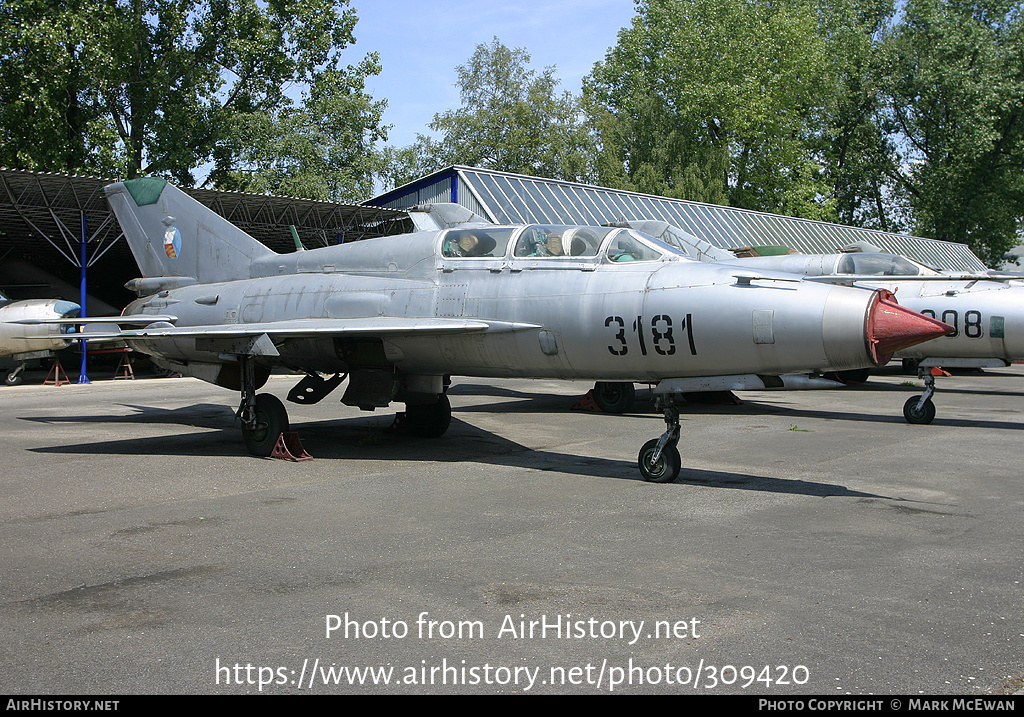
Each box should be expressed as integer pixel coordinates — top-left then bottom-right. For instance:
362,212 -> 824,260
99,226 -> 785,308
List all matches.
592,381 -> 636,414
399,394 -> 452,438
638,397 -> 682,483
5,362 -> 26,386
236,356 -> 285,456
242,393 -> 289,456
235,358 -> 453,457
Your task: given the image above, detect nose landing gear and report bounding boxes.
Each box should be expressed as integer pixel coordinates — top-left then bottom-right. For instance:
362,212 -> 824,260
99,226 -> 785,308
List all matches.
638,398 -> 682,483
903,366 -> 948,425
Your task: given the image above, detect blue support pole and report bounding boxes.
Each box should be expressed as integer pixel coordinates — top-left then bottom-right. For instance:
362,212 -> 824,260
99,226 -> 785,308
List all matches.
78,212 -> 90,384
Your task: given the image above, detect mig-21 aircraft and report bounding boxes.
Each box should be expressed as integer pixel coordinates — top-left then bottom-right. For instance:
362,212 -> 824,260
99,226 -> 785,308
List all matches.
17,179 -> 952,481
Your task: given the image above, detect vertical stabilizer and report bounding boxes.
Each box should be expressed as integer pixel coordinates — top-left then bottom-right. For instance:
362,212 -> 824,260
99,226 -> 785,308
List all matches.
105,178 -> 277,284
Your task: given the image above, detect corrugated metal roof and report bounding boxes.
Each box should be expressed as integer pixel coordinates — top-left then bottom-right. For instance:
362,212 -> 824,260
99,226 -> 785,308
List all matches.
369,166 -> 988,272
0,168 -> 413,266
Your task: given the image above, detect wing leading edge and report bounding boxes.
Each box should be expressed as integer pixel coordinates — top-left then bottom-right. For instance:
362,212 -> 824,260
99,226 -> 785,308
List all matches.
15,316 -> 542,342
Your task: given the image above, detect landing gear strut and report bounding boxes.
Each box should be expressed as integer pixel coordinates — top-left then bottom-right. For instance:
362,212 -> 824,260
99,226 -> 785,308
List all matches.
5,362 -> 26,386
237,355 -> 290,456
903,367 -> 939,425
637,397 -> 682,483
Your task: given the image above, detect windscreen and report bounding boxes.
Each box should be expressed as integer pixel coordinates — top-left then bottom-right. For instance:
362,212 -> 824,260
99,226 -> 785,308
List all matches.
837,253 -> 923,276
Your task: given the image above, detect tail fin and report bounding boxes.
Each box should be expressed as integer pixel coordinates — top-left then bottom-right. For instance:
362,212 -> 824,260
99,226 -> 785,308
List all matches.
105,178 -> 277,284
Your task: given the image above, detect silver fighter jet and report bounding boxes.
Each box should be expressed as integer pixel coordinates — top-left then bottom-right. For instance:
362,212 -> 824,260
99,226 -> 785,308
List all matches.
29,179 -> 953,482
0,293 -> 80,385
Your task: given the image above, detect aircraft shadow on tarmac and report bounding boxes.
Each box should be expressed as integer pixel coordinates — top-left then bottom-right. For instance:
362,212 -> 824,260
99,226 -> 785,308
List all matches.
449,382 -> 1024,431
901,385 -> 1024,399
19,403 -> 238,430
447,384 -> 603,415
25,406 -> 894,500
844,374 -> 1024,400
732,399 -> 1024,430
446,382 -> 565,400
566,395 -> 1024,431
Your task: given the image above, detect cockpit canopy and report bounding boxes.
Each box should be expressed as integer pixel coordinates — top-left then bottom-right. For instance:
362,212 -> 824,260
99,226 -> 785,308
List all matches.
836,253 -> 936,276
440,224 -> 686,262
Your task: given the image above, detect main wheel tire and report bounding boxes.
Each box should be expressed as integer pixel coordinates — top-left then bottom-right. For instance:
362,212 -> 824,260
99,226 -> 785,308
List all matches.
593,381 -> 635,414
242,393 -> 289,456
903,395 -> 936,425
637,439 -> 681,483
404,394 -> 452,438
836,368 -> 870,384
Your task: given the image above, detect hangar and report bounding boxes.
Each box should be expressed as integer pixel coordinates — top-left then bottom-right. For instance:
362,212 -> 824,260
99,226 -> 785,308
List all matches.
367,166 -> 988,273
0,167 -> 411,313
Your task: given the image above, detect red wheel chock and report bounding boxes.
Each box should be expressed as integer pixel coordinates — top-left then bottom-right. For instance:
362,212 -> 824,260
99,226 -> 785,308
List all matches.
270,432 -> 312,461
571,390 -> 602,412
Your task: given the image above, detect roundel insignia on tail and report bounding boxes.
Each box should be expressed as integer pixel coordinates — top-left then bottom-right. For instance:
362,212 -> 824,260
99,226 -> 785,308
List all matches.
164,226 -> 182,260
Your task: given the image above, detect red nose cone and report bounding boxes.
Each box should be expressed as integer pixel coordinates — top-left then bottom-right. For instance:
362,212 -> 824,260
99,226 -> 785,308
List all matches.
867,290 -> 953,365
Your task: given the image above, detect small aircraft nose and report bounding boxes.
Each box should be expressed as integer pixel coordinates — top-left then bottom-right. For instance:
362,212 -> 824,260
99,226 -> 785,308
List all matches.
867,289 -> 954,364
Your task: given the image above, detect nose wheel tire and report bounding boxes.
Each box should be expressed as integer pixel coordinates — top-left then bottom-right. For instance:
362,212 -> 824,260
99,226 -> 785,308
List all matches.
903,395 -> 935,425
638,439 -> 681,483
242,393 -> 289,456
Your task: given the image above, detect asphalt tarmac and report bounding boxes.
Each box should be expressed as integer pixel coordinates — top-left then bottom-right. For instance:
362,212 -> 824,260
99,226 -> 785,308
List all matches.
1,367 -> 1022,695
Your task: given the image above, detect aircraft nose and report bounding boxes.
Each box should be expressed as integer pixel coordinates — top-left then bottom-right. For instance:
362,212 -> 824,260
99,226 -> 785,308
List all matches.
867,289 -> 953,365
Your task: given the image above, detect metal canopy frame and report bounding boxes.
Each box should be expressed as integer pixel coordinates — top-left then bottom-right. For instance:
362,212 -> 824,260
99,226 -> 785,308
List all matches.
0,171 -> 122,270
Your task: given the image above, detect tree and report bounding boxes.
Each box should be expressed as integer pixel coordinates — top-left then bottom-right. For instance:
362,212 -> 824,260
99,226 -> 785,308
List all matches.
875,0 -> 1024,264
586,0 -> 838,219
380,38 -> 596,191
375,140 -> 446,194
814,0 -> 911,233
0,0 -> 387,201
208,62 -> 388,203
0,0 -> 120,176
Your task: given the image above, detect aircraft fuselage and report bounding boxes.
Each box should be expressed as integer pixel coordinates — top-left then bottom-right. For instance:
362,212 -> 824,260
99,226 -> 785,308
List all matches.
122,228 -> 891,385
0,299 -> 79,358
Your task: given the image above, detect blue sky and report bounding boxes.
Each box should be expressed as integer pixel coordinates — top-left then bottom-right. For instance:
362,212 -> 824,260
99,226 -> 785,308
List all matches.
350,1 -> 640,148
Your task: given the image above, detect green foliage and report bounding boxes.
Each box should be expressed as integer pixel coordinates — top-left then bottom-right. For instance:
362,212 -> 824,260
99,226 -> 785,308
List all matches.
0,0 -> 386,200
875,0 -> 1024,264
0,0 -> 120,176
586,0 -> 838,219
814,0 -> 909,232
210,61 -> 388,203
375,139 -> 446,194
